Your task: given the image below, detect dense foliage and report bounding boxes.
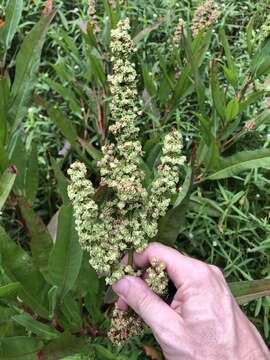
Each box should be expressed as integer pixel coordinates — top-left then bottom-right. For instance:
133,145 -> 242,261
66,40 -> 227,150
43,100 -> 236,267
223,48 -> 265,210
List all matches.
1,0 -> 270,358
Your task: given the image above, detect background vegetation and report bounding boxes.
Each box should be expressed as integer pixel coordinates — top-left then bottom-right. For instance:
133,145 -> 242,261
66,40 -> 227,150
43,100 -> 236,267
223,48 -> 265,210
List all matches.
1,0 -> 270,358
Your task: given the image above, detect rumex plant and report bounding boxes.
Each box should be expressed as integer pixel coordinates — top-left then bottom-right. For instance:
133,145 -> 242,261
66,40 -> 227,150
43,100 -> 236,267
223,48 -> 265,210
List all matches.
67,19 -> 185,286
1,0 -> 270,358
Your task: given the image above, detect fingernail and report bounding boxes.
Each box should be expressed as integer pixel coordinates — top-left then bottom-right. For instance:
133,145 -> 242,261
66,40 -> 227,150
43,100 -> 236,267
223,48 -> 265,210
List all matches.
112,278 -> 130,297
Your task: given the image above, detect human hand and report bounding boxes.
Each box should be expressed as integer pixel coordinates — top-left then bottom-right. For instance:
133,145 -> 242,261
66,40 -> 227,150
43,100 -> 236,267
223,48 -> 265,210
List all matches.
112,243 -> 270,360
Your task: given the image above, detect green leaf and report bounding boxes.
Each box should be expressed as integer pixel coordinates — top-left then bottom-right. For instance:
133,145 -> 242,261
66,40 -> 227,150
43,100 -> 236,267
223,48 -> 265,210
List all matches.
51,158 -> 69,205
78,137 -> 102,161
230,279 -> 270,305
250,39 -> 270,78
83,21 -> 98,48
74,252 -> 99,297
25,143 -> 39,205
46,105 -> 78,148
208,149 -> 270,180
221,65 -> 238,88
225,97 -> 239,122
156,169 -> 193,245
103,0 -> 119,29
8,131 -> 26,190
45,78 -> 81,114
0,75 -> 10,148
240,90 -> 264,112
0,306 -> 16,337
59,295 -> 82,332
211,60 -> 226,121
183,31 -> 205,114
133,18 -> 165,43
9,10 -> 56,129
48,205 -> 83,300
12,313 -> 59,341
169,31 -> 211,115
141,62 -> 157,98
0,0 -> 23,50
174,167 -> 192,208
93,344 -> 129,360
219,28 -> 236,74
88,51 -> 106,87
255,108 -> 270,127
18,197 -> 53,280
0,282 -> 20,298
0,166 -> 17,211
0,337 -> 43,360
246,17 -> 254,56
0,226 -> 50,318
42,332 -> 90,360
189,195 -> 223,217
38,99 -> 93,170
48,286 -> 58,320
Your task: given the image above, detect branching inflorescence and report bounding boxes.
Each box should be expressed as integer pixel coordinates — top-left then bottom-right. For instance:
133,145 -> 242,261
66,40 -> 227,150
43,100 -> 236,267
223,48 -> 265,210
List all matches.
67,18 -> 186,286
191,0 -> 220,37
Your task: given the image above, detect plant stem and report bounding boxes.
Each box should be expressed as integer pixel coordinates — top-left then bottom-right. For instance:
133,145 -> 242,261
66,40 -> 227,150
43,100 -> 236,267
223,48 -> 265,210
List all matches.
128,248 -> 134,267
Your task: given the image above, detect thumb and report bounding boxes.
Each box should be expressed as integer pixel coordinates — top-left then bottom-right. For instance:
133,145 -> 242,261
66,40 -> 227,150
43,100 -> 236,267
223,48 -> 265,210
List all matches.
112,276 -> 180,333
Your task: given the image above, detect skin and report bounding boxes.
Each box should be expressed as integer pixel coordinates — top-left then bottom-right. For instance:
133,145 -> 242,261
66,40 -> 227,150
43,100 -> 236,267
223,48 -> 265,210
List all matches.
112,243 -> 270,360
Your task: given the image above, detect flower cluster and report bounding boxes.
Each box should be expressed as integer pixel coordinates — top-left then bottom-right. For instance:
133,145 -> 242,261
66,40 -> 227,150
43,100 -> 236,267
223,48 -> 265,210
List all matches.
107,308 -> 144,346
68,18 -> 185,285
88,0 -> 100,32
173,18 -> 185,46
146,257 -> 168,295
191,0 -> 220,37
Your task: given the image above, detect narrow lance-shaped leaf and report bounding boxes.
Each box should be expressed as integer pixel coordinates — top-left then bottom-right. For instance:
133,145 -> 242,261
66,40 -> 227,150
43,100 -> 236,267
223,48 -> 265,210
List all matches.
0,0 -> 23,51
18,197 -> 53,281
88,51 -> 106,88
41,332 -> 90,360
9,10 -> 56,129
0,337 -> 43,359
0,282 -> 20,298
12,313 -> 60,341
250,38 -> 270,78
50,158 -> 70,205
24,142 -> 39,205
0,166 -> 17,211
230,279 -> 270,305
0,226 -> 50,318
8,131 -> 27,190
246,17 -> 254,56
0,75 -> 10,148
208,148 -> 270,180
133,18 -> 165,43
225,97 -> 239,122
183,30 -> 206,114
219,28 -> 236,73
141,62 -> 157,98
156,168 -> 193,246
48,205 -> 83,300
211,60 -> 226,121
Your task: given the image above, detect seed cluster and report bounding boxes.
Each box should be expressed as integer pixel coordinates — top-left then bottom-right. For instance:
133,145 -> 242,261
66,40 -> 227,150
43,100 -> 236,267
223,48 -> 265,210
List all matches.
108,257 -> 169,346
146,257 -> 168,295
107,308 -> 144,346
191,0 -> 220,37
67,18 -> 185,285
88,0 -> 100,32
173,18 -> 185,46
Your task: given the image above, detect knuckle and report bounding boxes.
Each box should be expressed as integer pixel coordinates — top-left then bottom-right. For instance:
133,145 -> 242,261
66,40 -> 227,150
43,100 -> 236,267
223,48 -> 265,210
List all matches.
198,265 -> 213,281
209,265 -> 224,278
